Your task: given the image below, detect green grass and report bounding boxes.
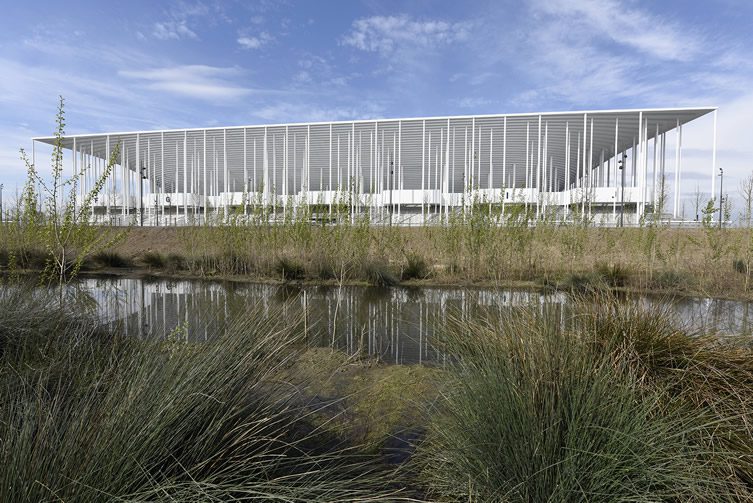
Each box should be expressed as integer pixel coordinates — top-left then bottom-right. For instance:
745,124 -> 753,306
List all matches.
90,250 -> 132,268
364,260 -> 399,287
416,296 -> 753,501
141,250 -> 166,269
0,285 -> 404,501
401,253 -> 430,281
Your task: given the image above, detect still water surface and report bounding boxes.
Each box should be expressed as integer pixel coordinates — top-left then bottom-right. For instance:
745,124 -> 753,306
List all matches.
75,277 -> 753,364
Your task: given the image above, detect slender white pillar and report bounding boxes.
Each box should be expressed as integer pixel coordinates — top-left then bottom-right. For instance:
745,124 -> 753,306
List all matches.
203,130 -> 207,222
711,109 -> 717,198
673,119 -> 680,218
536,115 -> 542,217
613,118 -> 618,220
502,117 -> 507,216
421,120 -> 426,221
398,120 -> 402,221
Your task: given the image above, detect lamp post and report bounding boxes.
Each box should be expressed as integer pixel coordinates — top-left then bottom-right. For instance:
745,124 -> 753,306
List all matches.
0,183 -> 3,222
618,153 -> 626,227
718,167 -> 724,229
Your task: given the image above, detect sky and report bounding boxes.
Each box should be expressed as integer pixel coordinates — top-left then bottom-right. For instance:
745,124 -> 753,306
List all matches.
1,0 -> 752,214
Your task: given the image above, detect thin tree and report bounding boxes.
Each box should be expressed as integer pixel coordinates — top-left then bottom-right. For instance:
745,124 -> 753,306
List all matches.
20,96 -> 127,284
692,185 -> 704,222
739,172 -> 753,228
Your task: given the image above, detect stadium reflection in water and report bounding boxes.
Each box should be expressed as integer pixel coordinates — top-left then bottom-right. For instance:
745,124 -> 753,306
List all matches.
80,278 -> 753,364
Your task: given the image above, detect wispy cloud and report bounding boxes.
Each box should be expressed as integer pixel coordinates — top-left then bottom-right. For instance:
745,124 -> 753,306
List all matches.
342,15 -> 471,56
119,65 -> 252,101
237,32 -> 273,50
153,20 -> 198,40
530,0 -> 701,62
150,1 -> 226,41
253,101 -> 384,123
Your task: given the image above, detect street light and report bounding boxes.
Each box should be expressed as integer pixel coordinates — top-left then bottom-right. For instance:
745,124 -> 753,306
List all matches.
618,153 -> 627,227
0,183 -> 4,222
718,167 -> 724,229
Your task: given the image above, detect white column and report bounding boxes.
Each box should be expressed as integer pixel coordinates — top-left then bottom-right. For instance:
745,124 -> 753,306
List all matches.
160,132 -> 164,224
263,128 -> 269,206
536,115 -> 542,217
651,122 -> 659,214
182,132 -> 188,221
421,119 -> 426,221
203,130 -> 207,222
136,133 -> 141,224
613,118 -> 619,221
525,122 -> 530,212
673,119 -> 680,218
502,117 -> 507,216
121,141 -> 126,220
582,114 -> 587,214
444,118 -> 450,220
711,109 -> 717,198
398,120 -> 402,221
677,123 -> 683,217
106,135 -> 111,220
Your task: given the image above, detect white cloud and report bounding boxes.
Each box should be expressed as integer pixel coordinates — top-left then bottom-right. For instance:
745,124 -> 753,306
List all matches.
456,97 -> 494,109
149,1 -> 229,41
152,20 -> 198,40
119,65 -> 252,100
254,102 -> 384,123
530,0 -> 701,62
342,15 -> 471,55
237,32 -> 273,50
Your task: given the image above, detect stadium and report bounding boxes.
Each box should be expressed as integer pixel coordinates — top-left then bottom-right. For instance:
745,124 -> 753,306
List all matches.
32,106 -> 718,226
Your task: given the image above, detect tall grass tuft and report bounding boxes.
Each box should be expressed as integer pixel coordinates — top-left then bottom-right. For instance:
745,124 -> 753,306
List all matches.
417,299 -> 750,501
0,286 -> 401,501
90,250 -> 132,268
401,253 -> 430,281
275,255 -> 306,281
141,250 -> 166,269
364,260 -> 399,287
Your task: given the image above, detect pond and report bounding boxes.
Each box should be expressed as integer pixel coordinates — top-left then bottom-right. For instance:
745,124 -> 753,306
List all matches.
72,277 -> 753,364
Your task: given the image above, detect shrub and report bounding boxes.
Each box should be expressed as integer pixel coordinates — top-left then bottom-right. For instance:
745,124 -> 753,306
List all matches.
417,300 -> 751,501
0,286 -> 398,501
17,247 -> 49,270
560,272 -> 606,293
401,253 -> 430,281
91,251 -> 131,268
275,255 -> 305,281
596,262 -> 629,287
164,253 -> 187,272
315,260 -> 338,280
652,270 -> 694,290
733,258 -> 748,275
364,260 -> 398,287
141,251 -> 166,269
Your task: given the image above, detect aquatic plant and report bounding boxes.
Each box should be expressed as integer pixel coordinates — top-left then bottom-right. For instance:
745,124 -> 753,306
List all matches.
0,286 -> 402,501
417,296 -> 753,501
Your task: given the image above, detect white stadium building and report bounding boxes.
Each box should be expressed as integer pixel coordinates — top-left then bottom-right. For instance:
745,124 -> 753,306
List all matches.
32,106 -> 718,226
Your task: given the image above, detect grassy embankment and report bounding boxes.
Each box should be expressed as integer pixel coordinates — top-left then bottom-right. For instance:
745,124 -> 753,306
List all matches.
3,219 -> 751,297
3,282 -> 753,501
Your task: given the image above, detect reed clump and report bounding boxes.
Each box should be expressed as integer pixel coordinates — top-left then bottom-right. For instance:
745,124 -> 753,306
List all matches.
417,295 -> 753,501
0,286 -> 401,501
90,250 -> 132,268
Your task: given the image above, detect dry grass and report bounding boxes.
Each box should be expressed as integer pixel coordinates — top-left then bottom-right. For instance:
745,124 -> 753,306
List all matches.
4,221 -> 753,296
417,295 -> 753,501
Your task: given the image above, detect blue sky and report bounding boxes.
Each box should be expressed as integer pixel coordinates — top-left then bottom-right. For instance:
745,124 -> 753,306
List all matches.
2,0 -> 753,211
